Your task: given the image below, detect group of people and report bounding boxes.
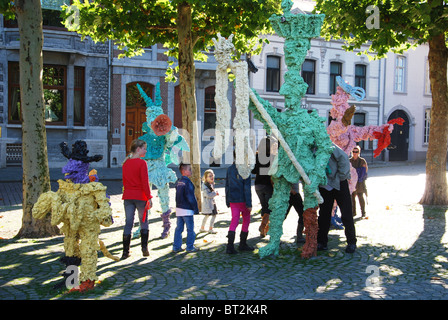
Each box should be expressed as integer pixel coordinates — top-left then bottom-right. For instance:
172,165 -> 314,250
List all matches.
252,138 -> 368,254
120,137 -> 369,259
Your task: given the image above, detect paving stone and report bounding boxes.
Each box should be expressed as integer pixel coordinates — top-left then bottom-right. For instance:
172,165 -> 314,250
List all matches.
1,162 -> 448,302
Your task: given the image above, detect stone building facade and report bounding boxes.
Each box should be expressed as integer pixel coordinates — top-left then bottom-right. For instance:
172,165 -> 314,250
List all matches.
249,32 -> 384,163
381,44 -> 433,162
0,3 -> 432,169
0,9 -> 110,168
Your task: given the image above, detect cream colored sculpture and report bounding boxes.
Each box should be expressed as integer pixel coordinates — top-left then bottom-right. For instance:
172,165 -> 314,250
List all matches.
212,4 -> 333,260
213,33 -> 255,179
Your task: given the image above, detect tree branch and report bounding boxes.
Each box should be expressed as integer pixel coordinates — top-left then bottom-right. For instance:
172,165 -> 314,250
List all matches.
145,25 -> 176,32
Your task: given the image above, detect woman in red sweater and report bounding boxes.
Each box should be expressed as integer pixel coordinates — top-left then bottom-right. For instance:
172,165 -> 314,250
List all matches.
121,139 -> 153,259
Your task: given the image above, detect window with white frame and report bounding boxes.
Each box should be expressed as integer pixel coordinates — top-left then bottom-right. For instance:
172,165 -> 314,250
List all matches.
353,112 -> 371,150
355,64 -> 367,91
330,62 -> 342,94
424,58 -> 431,95
424,108 -> 431,145
302,59 -> 315,94
203,86 -> 216,132
394,56 -> 406,93
266,56 -> 281,92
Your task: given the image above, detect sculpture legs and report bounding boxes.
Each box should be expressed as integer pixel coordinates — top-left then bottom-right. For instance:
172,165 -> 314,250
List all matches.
67,230 -> 98,293
258,177 -> 290,258
63,229 -> 81,258
301,207 -> 319,258
78,230 -> 99,283
159,184 -> 171,239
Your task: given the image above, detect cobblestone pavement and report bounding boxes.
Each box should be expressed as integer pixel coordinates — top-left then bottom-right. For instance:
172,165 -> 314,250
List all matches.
1,162 -> 448,303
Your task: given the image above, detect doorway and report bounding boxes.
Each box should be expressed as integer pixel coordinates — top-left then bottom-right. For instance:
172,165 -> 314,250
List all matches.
125,82 -> 153,154
388,109 -> 409,161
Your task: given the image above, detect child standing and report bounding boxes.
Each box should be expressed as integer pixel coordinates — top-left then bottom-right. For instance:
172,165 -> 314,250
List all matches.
200,169 -> 219,234
173,163 -> 199,253
225,162 -> 253,254
121,139 -> 153,259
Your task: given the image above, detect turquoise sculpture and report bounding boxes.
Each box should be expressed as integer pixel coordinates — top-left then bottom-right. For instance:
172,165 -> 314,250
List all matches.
136,83 -> 190,239
248,0 -> 333,258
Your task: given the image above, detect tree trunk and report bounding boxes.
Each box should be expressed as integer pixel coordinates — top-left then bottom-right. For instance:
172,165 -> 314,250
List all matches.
15,0 -> 59,237
420,34 -> 448,205
177,2 -> 202,211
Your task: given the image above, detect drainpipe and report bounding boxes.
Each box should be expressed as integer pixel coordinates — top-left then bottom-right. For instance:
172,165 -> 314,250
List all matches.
107,39 -> 112,168
380,57 -> 386,126
381,56 -> 388,161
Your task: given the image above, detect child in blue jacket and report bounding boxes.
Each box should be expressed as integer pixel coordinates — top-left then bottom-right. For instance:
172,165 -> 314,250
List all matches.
173,163 -> 199,253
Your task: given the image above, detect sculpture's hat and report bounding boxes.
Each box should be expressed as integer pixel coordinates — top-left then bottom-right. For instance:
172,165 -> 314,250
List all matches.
136,82 -> 164,124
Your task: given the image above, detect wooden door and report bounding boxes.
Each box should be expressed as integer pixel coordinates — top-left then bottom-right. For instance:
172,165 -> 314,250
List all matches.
125,106 -> 147,154
125,82 -> 153,154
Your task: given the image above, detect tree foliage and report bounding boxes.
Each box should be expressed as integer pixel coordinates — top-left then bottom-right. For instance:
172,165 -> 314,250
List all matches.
63,0 -> 281,80
63,0 -> 281,210
314,0 -> 448,57
314,0 -> 448,205
0,0 -> 14,19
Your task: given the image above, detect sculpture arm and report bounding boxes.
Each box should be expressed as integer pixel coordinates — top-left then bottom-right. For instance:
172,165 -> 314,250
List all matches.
351,124 -> 387,142
248,89 -> 280,132
164,126 -> 179,149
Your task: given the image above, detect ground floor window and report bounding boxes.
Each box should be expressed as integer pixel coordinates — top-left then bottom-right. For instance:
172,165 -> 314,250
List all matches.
8,62 -> 85,126
424,108 -> 430,145
204,86 -> 216,132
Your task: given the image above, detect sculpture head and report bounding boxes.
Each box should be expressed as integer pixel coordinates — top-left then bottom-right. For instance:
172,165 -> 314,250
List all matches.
136,82 -> 164,125
336,76 -> 365,101
60,140 -> 103,184
212,33 -> 235,67
60,140 -> 103,163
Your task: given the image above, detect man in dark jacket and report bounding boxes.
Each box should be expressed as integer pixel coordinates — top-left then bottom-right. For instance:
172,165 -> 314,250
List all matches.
173,163 -> 199,253
317,143 -> 357,253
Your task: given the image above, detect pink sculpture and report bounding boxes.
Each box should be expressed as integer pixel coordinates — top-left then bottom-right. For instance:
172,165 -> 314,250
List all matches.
327,77 -> 404,192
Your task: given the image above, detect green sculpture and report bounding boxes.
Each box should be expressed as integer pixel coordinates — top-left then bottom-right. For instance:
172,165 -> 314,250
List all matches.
248,0 -> 333,258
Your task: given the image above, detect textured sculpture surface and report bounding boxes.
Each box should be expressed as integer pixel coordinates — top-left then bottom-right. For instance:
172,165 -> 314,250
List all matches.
328,76 -> 404,192
136,83 -> 190,238
32,141 -> 117,292
213,0 -> 333,258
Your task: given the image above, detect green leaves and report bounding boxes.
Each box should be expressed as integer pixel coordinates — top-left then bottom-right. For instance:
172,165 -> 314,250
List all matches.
314,0 -> 448,59
0,0 -> 15,19
64,0 -> 280,60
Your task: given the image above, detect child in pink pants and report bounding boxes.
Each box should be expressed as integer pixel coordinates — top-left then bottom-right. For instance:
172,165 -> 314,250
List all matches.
225,163 -> 254,254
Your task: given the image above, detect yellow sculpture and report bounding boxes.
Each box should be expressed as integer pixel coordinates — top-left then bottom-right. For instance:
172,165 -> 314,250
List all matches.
32,141 -> 118,293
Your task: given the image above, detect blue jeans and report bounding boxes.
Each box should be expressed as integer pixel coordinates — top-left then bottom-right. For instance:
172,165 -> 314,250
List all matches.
173,216 -> 196,251
123,199 -> 148,236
